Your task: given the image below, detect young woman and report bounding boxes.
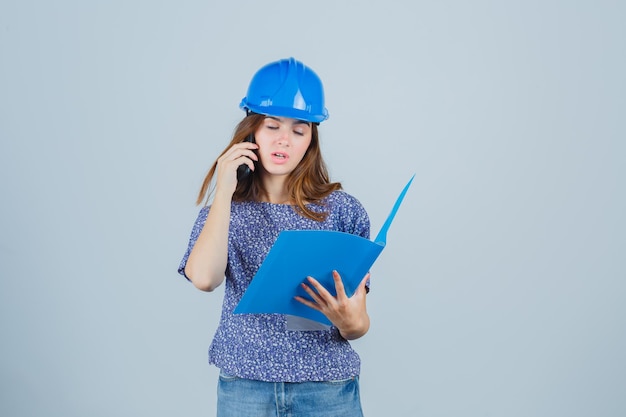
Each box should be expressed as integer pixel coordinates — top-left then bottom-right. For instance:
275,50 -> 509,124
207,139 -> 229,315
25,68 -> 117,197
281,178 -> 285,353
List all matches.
178,57 -> 371,417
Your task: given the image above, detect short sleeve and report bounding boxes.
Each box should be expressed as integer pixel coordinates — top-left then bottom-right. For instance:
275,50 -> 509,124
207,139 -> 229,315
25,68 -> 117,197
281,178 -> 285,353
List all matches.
177,206 -> 210,280
351,204 -> 372,292
338,192 -> 370,240
333,192 -> 372,292
351,202 -> 370,240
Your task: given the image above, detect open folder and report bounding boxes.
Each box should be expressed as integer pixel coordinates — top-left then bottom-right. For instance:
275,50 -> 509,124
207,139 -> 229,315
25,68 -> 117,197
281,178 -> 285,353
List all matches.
233,174 -> 415,326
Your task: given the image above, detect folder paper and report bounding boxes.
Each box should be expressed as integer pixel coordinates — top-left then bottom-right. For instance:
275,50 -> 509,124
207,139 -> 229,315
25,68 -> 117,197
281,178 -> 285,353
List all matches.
234,174 -> 415,326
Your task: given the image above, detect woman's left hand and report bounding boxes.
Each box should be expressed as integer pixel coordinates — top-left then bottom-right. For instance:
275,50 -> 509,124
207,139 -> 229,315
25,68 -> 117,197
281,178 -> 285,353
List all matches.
295,271 -> 370,340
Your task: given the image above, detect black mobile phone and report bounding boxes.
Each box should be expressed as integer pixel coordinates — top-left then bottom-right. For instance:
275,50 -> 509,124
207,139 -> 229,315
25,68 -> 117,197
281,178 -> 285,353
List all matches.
236,133 -> 256,181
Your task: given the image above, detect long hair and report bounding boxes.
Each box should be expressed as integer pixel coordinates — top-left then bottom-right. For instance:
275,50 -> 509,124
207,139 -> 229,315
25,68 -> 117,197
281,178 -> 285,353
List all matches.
196,113 -> 342,221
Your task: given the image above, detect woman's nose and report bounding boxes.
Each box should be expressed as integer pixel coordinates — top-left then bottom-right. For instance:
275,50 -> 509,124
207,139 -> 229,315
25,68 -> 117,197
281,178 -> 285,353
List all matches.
276,130 -> 290,146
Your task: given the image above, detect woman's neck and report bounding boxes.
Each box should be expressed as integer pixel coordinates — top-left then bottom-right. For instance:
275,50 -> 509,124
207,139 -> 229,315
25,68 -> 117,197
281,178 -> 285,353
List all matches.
260,175 -> 292,204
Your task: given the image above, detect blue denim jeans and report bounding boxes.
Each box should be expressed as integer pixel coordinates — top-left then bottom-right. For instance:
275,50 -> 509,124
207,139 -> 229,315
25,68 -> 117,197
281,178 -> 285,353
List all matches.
216,371 -> 364,417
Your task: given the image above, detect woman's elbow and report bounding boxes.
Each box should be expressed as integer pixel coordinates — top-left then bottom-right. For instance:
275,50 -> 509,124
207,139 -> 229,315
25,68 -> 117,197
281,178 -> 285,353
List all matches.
185,267 -> 223,292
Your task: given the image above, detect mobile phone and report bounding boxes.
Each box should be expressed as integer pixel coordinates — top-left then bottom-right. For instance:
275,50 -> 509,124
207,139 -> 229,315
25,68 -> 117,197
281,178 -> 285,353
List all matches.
236,133 -> 256,181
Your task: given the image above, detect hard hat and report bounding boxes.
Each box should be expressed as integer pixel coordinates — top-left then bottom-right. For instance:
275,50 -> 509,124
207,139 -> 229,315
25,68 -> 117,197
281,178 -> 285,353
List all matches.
239,57 -> 329,123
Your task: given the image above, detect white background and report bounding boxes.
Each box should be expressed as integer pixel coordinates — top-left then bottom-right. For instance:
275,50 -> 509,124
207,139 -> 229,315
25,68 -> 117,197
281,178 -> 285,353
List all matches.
1,1 -> 624,416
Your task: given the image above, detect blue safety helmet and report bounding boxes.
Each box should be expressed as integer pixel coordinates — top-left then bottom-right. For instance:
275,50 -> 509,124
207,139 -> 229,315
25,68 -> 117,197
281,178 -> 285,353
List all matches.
239,57 -> 329,123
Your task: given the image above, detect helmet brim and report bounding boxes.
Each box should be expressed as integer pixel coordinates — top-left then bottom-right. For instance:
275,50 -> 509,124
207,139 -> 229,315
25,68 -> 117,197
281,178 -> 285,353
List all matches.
240,101 -> 329,124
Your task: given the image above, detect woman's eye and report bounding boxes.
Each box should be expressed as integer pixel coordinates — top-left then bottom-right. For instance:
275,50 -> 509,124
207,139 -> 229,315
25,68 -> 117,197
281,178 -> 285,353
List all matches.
294,130 -> 304,136
266,124 -> 278,130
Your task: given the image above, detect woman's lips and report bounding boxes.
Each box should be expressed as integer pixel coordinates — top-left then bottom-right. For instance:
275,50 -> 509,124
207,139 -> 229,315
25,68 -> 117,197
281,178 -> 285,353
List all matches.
270,151 -> 289,164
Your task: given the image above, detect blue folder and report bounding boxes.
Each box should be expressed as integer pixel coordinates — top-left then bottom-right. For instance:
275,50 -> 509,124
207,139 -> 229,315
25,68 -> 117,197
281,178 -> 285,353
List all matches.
233,174 -> 415,325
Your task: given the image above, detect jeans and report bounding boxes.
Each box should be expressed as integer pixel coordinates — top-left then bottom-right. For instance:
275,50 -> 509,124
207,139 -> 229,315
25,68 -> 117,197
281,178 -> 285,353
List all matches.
216,371 -> 364,417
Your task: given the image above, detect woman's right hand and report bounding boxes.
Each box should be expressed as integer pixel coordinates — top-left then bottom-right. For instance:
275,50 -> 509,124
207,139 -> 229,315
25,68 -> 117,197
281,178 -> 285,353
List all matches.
214,141 -> 259,197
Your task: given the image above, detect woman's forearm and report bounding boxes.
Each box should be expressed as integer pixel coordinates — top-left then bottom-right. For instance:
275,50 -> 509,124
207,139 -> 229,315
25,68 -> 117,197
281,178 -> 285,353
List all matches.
339,312 -> 370,340
184,192 -> 232,291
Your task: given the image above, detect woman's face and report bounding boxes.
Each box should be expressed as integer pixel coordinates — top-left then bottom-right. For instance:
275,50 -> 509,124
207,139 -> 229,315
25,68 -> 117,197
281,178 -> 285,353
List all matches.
254,116 -> 312,177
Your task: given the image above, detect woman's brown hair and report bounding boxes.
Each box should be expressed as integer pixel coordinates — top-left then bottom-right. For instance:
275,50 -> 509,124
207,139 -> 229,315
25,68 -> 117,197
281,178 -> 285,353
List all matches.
196,113 -> 342,221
